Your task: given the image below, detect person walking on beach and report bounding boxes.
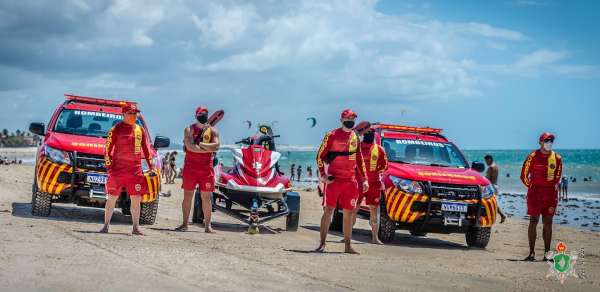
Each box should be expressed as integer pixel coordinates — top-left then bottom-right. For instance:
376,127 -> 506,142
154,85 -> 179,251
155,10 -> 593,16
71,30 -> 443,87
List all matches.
297,165 -> 302,182
484,155 -> 506,223
521,133 -> 562,261
315,109 -> 368,254
307,165 -> 313,178
100,103 -> 155,235
290,164 -> 296,181
560,176 -> 569,200
168,151 -> 178,183
353,128 -> 388,244
176,107 -> 220,233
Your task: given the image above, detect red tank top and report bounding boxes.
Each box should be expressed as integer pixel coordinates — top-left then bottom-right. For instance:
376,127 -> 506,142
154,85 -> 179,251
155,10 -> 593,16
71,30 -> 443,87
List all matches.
184,124 -> 214,169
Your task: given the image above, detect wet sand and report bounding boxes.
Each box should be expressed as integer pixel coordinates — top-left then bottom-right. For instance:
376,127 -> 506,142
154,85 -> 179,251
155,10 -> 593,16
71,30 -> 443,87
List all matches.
1,164 -> 599,291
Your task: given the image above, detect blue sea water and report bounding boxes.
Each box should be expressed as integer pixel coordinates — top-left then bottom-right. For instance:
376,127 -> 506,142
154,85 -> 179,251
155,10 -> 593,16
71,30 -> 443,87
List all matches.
163,148 -> 600,198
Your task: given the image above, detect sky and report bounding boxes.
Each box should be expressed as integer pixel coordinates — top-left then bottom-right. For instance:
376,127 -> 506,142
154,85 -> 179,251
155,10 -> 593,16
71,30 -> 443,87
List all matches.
0,0 -> 598,149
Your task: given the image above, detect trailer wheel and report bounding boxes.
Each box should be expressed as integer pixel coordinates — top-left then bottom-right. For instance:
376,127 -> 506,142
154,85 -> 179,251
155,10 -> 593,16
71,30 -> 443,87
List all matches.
31,191 -> 52,217
378,197 -> 396,243
140,198 -> 158,225
465,227 -> 491,248
329,207 -> 343,232
286,212 -> 300,231
192,189 -> 204,224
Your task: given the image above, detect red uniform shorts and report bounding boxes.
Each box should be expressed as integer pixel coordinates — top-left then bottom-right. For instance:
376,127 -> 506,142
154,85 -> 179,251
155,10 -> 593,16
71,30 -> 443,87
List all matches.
106,173 -> 147,197
527,186 -> 558,217
358,181 -> 382,206
182,167 -> 214,192
323,179 -> 359,210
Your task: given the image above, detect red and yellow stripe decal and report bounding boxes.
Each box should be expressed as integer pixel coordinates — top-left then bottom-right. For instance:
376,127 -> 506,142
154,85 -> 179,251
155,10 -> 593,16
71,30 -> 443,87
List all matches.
384,187 -> 498,227
36,157 -> 73,196
142,170 -> 160,203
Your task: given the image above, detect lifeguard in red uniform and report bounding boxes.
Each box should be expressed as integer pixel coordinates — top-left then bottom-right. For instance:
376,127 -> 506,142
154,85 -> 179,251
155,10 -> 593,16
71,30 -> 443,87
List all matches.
315,109 -> 368,254
176,106 -> 220,233
521,132 -> 563,261
100,103 -> 154,235
353,128 -> 388,244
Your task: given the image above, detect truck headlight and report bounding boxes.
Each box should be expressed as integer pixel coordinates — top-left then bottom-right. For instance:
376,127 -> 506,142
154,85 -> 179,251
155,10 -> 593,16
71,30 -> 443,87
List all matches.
390,176 -> 423,194
482,184 -> 495,199
44,145 -> 71,165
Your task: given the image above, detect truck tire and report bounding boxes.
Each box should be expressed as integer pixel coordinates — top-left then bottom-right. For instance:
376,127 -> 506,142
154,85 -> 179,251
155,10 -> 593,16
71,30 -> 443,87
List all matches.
192,189 -> 204,224
378,198 -> 396,243
31,191 -> 52,217
286,212 -> 300,231
410,230 -> 427,237
139,199 -> 158,225
329,207 -> 343,232
465,227 -> 491,248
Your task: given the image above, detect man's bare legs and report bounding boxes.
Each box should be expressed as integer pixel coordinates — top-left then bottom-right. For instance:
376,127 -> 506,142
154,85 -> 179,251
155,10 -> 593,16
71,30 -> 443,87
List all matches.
201,191 -> 214,233
99,194 -> 118,233
342,209 -> 359,254
542,215 -> 553,260
176,190 -> 194,231
368,205 -> 383,244
316,206 -> 334,252
130,195 -> 144,235
525,215 -> 539,261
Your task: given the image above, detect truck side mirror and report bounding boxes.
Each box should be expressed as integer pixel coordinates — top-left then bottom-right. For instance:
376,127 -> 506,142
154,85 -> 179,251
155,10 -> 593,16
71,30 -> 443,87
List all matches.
471,161 -> 485,173
153,136 -> 170,149
29,122 -> 45,136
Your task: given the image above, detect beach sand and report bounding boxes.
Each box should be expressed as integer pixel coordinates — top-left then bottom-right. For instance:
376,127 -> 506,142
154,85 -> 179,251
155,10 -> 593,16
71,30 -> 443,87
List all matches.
1,164 -> 599,291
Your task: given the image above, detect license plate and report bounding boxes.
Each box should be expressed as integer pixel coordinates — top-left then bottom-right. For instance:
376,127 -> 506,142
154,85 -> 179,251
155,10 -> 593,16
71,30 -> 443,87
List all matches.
441,202 -> 467,213
86,174 -> 108,184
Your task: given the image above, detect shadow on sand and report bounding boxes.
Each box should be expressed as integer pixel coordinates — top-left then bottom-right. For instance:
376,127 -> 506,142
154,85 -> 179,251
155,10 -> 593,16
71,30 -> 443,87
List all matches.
11,202 -> 131,225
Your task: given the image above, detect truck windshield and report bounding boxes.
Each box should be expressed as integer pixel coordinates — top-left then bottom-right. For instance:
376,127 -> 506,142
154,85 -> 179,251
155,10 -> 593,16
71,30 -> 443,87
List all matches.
381,138 -> 468,168
53,109 -> 144,138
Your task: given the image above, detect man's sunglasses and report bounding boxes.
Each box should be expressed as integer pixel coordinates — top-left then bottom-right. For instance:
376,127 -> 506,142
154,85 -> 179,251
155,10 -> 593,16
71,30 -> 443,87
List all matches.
543,138 -> 554,143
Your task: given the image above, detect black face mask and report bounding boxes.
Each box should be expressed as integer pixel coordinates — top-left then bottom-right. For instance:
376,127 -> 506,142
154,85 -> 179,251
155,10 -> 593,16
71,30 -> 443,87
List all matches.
342,120 -> 355,129
196,114 -> 208,124
363,131 -> 375,144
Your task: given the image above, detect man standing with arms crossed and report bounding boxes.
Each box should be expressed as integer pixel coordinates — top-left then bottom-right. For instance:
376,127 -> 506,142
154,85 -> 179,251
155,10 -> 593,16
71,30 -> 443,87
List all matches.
315,109 -> 368,254
101,103 -> 155,235
521,133 -> 562,261
176,107 -> 220,233
353,128 -> 388,244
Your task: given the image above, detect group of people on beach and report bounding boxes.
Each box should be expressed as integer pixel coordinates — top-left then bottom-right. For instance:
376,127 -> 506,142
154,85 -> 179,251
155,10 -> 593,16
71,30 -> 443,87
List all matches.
290,164 -> 313,182
0,156 -> 22,165
161,151 -> 179,184
99,104 -> 567,259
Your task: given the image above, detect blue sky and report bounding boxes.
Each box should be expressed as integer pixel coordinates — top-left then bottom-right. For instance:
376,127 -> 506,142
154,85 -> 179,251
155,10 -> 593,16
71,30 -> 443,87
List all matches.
0,0 -> 598,149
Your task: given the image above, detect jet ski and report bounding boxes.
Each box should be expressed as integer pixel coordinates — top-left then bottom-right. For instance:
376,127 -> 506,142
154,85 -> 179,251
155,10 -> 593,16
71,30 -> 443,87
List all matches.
192,125 -> 300,233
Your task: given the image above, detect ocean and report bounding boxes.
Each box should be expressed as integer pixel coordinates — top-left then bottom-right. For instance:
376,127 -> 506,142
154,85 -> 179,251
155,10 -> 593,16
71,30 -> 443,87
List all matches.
162,148 -> 600,199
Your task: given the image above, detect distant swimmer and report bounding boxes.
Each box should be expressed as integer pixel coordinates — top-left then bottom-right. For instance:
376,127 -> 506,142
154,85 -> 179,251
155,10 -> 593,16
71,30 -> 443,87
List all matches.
307,165 -> 313,178
297,165 -> 302,182
315,109 -> 368,254
560,176 -> 569,200
290,163 -> 296,181
506,173 -> 511,178
485,155 -> 506,223
521,133 -> 562,262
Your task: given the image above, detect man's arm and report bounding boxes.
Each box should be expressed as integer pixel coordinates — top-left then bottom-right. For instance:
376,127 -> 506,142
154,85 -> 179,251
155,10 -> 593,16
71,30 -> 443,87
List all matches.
355,141 -> 367,183
316,132 -> 331,178
377,145 -> 388,173
553,155 -> 563,186
104,126 -> 116,169
196,127 -> 220,152
183,126 -> 213,154
141,128 -> 153,169
520,152 -> 534,187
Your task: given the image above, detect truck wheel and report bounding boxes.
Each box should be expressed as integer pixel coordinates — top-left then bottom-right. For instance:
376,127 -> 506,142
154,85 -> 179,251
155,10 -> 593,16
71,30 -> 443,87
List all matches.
140,198 -> 159,225
192,189 -> 204,224
410,230 -> 427,237
31,191 -> 52,217
286,212 -> 300,231
465,227 -> 491,248
378,198 -> 396,243
329,207 -> 343,232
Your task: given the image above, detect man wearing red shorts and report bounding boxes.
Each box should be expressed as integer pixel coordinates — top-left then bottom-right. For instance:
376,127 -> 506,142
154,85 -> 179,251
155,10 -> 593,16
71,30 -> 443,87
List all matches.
315,109 -> 368,254
176,107 -> 220,233
521,133 -> 562,261
353,128 -> 388,244
100,103 -> 154,235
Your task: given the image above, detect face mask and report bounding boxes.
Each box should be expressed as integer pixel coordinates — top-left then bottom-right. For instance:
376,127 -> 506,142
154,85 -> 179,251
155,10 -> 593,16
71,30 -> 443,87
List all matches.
363,131 -> 375,143
543,142 -> 553,151
196,114 -> 208,124
342,120 -> 355,129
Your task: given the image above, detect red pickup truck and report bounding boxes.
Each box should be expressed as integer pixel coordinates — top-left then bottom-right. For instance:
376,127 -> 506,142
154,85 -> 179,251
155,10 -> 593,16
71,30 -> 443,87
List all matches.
28,94 -> 170,224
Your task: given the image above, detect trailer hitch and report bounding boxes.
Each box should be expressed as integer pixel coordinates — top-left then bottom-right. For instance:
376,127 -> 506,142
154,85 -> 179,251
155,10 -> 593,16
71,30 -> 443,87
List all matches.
248,197 -> 260,234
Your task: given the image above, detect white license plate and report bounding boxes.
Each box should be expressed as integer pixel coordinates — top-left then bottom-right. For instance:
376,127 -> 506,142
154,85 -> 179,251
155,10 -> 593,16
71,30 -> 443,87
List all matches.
441,202 -> 467,213
86,174 -> 108,184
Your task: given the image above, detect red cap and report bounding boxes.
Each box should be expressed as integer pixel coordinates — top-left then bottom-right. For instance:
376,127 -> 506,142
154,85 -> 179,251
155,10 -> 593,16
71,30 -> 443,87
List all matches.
341,109 -> 357,119
539,132 -> 555,142
195,106 -> 208,116
122,103 -> 140,114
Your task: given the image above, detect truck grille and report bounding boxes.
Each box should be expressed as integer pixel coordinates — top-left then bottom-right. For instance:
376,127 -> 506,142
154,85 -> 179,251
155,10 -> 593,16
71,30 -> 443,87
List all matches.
75,153 -> 106,172
430,183 -> 480,200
